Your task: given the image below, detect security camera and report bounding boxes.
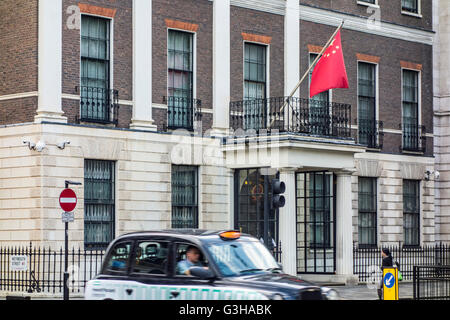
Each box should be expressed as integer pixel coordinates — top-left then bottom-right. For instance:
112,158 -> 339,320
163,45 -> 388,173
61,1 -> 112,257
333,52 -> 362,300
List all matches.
435,171 -> 440,180
23,140 -> 36,150
57,141 -> 71,150
35,141 -> 46,152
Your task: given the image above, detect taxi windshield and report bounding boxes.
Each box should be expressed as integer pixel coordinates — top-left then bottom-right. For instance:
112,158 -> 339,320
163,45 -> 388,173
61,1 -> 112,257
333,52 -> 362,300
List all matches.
206,240 -> 280,277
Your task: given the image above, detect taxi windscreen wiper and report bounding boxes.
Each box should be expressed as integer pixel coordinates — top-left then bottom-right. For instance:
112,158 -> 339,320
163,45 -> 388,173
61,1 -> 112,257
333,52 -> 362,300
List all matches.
265,267 -> 283,273
239,268 -> 264,274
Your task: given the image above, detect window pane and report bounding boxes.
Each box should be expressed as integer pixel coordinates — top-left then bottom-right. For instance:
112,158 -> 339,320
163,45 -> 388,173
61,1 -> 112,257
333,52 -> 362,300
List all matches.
172,166 -> 198,228
244,43 -> 266,100
132,241 -> 170,275
84,160 -> 115,249
403,180 -> 420,245
358,177 -> 377,246
104,242 -> 132,274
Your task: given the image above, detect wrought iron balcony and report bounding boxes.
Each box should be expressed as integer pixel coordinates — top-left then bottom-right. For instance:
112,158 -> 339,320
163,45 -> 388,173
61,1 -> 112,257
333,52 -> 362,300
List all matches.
76,86 -> 119,125
163,96 -> 202,131
400,123 -> 426,153
229,97 -> 352,139
357,119 -> 384,149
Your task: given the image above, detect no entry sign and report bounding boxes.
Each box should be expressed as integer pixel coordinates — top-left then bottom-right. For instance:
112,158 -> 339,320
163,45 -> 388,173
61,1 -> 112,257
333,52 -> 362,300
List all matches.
59,188 -> 77,212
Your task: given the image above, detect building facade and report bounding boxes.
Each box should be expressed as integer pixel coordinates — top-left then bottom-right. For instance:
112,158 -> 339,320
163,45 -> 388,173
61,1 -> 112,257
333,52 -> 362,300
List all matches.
0,0 -> 444,283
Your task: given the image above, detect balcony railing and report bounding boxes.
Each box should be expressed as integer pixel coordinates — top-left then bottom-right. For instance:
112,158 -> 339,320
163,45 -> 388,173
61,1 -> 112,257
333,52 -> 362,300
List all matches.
164,96 -> 202,131
76,86 -> 119,125
229,97 -> 352,139
357,119 -> 384,149
400,123 -> 426,153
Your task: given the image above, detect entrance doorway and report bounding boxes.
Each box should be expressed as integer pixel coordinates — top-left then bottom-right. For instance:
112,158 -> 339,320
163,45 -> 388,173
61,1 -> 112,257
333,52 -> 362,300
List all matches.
296,171 -> 336,273
234,169 -> 278,256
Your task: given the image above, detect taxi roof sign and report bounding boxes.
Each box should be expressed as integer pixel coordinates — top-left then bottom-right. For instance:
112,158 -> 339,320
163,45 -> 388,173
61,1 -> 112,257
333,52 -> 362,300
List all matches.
219,231 -> 241,240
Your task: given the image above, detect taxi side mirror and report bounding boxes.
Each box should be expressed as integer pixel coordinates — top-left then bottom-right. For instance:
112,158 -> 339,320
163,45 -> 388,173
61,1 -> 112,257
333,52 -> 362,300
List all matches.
190,267 -> 215,280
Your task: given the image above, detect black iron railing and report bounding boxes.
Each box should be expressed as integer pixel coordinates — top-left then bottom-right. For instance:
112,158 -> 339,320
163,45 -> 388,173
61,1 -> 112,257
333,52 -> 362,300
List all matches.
0,243 -> 104,295
164,96 -> 202,131
229,97 -> 352,139
76,86 -> 119,125
357,119 -> 384,149
353,243 -> 450,283
413,265 -> 450,300
400,123 -> 426,153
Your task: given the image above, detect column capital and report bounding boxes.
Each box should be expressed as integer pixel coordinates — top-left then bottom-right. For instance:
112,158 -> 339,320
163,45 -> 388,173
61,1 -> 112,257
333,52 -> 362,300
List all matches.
335,168 -> 357,176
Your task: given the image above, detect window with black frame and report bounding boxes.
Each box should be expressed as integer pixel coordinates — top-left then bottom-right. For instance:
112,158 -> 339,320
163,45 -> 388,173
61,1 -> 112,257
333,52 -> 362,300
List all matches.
168,30 -> 194,130
84,160 -> 115,249
358,177 -> 377,247
358,62 -> 377,147
402,70 -> 419,151
402,0 -> 419,14
172,166 -> 198,229
403,180 -> 420,246
309,53 -> 330,136
80,15 -> 111,123
244,43 -> 267,131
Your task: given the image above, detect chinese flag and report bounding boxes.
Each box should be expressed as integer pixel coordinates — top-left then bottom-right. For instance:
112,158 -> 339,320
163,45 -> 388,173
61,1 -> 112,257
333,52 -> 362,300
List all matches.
310,30 -> 349,98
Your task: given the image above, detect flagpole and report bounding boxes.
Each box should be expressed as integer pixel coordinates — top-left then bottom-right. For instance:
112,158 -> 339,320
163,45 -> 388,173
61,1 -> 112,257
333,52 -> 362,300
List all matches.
270,20 -> 345,128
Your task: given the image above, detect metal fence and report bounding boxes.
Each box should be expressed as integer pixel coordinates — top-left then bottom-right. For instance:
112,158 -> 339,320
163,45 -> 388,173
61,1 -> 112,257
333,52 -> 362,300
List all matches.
353,243 -> 450,283
413,265 -> 450,300
0,243 -> 104,295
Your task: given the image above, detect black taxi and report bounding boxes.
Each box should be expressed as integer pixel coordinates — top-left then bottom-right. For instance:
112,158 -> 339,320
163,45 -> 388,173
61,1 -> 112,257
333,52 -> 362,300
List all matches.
85,229 -> 339,300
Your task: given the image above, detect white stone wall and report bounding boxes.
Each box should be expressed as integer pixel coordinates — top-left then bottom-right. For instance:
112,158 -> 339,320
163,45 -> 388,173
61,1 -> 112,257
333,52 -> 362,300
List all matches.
434,0 -> 450,242
353,153 -> 435,246
0,123 -> 230,248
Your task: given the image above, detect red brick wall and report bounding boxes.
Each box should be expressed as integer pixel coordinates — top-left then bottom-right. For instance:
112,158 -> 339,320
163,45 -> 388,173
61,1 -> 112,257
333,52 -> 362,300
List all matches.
152,0 -> 213,132
300,0 -> 432,31
0,0 -> 38,96
230,6 -> 285,101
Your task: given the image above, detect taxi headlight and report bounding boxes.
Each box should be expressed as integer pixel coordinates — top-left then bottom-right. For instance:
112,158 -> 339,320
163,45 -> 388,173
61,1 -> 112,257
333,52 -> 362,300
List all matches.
271,294 -> 284,300
321,287 -> 340,300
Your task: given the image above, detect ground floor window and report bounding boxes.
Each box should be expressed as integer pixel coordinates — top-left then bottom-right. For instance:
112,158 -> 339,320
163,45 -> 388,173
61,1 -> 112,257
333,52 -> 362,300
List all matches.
358,177 -> 377,247
172,165 -> 198,229
403,179 -> 420,246
84,159 -> 115,249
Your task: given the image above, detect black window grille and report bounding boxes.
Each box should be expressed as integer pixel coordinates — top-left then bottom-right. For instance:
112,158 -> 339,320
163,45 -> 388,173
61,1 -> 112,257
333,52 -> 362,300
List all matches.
403,180 -> 420,246
168,30 -> 194,129
172,166 -> 198,229
84,160 -> 115,250
358,177 -> 377,247
80,15 -> 111,123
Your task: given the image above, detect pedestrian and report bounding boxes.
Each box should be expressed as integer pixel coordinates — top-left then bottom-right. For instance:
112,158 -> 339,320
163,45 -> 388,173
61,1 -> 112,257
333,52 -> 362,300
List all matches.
378,248 -> 393,299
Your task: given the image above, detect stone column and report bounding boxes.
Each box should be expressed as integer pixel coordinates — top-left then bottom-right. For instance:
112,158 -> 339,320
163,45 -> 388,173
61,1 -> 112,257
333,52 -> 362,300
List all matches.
284,0 -> 300,97
279,169 -> 297,276
335,171 -> 356,283
130,0 -> 157,131
35,0 -> 67,124
211,0 -> 231,136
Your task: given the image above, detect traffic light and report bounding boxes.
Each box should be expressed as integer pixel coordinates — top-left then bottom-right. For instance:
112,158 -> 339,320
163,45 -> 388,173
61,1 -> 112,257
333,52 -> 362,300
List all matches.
271,179 -> 286,209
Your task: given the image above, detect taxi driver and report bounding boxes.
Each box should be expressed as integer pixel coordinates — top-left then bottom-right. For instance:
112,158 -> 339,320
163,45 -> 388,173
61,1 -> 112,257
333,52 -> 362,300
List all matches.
177,246 -> 206,275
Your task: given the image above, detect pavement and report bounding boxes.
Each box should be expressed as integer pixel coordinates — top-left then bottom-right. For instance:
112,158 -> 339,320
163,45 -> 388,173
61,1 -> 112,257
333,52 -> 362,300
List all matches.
332,282 -> 414,300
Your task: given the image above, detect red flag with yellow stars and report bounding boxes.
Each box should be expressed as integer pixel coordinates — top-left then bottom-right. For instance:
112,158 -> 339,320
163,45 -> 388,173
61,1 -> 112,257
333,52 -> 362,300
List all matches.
310,30 -> 349,98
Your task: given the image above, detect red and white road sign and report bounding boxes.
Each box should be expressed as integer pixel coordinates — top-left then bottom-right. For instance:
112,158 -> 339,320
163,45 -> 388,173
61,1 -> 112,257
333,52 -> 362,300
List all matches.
59,188 -> 77,212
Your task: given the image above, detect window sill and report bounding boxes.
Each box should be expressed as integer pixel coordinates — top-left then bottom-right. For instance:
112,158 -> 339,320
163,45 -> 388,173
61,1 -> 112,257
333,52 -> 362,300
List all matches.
401,11 -> 422,19
357,1 -> 380,9
401,149 -> 425,155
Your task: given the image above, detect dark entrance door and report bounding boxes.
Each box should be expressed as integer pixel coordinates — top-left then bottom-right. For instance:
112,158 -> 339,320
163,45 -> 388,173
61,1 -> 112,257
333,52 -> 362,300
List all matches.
234,169 -> 278,256
296,171 -> 336,274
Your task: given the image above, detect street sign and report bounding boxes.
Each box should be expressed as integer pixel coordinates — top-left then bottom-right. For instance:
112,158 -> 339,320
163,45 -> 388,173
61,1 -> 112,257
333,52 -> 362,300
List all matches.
59,188 -> 77,212
62,211 -> 75,223
10,255 -> 28,271
382,267 -> 399,300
